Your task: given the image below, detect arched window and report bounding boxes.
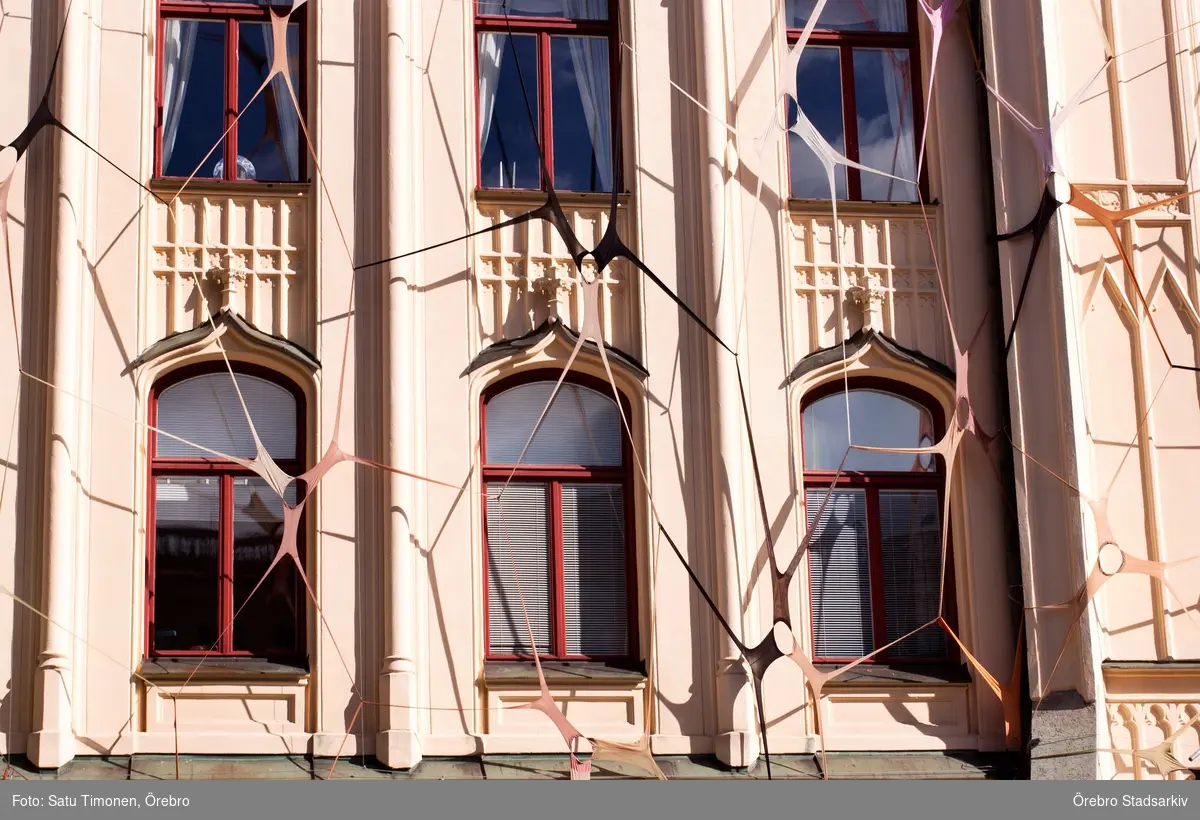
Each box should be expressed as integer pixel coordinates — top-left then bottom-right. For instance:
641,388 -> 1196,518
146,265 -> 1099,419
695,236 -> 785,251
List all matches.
482,374 -> 635,660
801,379 -> 950,663
148,364 -> 306,662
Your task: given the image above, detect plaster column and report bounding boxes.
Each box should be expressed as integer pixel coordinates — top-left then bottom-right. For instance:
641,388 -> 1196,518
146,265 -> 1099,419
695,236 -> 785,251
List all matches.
979,0 -> 1101,778
28,0 -> 90,769
376,0 -> 423,769
695,0 -> 758,769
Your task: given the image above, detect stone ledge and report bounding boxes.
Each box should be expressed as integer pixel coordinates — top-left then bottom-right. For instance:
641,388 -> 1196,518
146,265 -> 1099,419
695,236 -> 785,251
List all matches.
816,662 -> 972,686
482,660 -> 647,686
138,658 -> 310,684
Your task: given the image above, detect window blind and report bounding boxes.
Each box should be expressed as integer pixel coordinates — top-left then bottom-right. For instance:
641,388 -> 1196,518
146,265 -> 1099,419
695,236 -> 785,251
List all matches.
486,483 -> 552,655
879,489 -> 946,658
562,483 -> 627,656
157,372 -> 297,460
486,382 -> 621,466
806,488 -> 873,658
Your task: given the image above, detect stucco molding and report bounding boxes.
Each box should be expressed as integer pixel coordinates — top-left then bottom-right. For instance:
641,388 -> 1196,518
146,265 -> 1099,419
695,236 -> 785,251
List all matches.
127,308 -> 320,376
783,328 -> 957,418
461,317 -> 649,381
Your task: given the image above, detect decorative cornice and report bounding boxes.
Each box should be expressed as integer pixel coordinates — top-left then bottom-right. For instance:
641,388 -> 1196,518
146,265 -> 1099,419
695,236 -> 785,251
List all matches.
461,317 -> 649,379
128,309 -> 320,373
782,328 -> 955,389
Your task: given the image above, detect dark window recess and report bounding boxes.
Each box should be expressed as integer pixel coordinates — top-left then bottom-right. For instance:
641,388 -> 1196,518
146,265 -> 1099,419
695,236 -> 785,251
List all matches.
482,374 -> 637,661
475,0 -> 618,193
801,380 -> 954,662
784,0 -> 923,202
148,365 -> 307,663
157,1 -> 306,182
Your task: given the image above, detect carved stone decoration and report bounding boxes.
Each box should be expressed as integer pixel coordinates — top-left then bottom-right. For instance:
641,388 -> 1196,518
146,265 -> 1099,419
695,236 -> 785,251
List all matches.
474,196 -> 635,354
846,270 -> 888,331
1106,701 -> 1200,780
789,209 -> 950,365
205,252 -> 250,314
151,192 -> 308,346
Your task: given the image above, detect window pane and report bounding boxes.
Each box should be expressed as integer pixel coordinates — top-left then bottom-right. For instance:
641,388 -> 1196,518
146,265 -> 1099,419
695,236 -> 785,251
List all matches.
156,372 -> 298,461
487,483 -> 552,655
803,389 -> 937,472
807,488 -> 872,658
786,0 -> 909,32
854,48 -> 918,202
153,476 -> 220,651
478,0 -> 608,20
479,33 -> 542,190
563,483 -> 626,656
232,478 -> 301,654
486,382 -> 622,466
879,490 -> 946,658
550,36 -> 613,193
788,46 -> 846,199
161,20 -> 226,178
235,22 -> 302,182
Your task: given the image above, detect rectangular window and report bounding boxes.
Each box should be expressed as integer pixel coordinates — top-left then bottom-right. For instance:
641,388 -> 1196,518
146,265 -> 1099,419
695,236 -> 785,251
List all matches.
475,1 -> 617,193
148,368 -> 307,661
785,0 -> 922,202
482,378 -> 634,661
157,1 -> 306,182
805,486 -> 946,661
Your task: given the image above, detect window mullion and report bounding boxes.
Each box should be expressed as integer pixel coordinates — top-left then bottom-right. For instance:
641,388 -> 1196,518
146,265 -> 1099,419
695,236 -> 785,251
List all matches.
220,473 -> 234,654
864,486 -> 887,657
539,30 -> 554,191
551,481 -> 566,658
225,18 -> 239,181
840,44 -> 862,201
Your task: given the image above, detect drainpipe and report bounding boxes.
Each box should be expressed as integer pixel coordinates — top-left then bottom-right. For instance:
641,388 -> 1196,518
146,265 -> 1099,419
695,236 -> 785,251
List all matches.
377,0 -> 423,769
695,0 -> 758,769
28,0 -> 90,769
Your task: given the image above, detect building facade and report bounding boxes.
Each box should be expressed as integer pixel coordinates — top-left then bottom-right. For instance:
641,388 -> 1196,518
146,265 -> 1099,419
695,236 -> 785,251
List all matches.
0,0 -> 1196,780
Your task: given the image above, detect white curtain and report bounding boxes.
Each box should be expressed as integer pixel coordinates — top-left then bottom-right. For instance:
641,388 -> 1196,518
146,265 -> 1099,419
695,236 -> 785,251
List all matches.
478,32 -> 505,183
562,0 -> 613,191
562,35 -> 613,192
161,19 -> 199,172
875,1 -> 916,200
262,23 -> 301,181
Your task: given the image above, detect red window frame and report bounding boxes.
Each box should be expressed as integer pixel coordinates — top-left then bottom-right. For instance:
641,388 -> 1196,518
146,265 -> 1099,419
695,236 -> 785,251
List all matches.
800,377 -> 956,664
480,371 -> 638,661
155,0 -> 309,182
473,0 -> 621,193
785,0 -> 928,202
145,362 -> 308,660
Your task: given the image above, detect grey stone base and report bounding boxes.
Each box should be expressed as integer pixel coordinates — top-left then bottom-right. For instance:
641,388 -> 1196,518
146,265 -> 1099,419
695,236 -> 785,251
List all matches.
1029,690 -> 1097,780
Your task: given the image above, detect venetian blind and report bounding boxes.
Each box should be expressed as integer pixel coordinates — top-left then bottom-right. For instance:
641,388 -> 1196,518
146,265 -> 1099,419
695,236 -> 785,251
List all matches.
562,483 -> 627,656
485,382 -> 621,466
879,489 -> 946,658
156,372 -> 297,460
486,483 -> 552,655
806,488 -> 873,658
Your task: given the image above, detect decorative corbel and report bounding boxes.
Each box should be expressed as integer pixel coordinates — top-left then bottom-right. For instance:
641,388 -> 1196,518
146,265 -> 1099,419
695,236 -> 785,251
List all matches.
205,251 -> 249,314
531,262 -> 575,320
847,271 -> 887,331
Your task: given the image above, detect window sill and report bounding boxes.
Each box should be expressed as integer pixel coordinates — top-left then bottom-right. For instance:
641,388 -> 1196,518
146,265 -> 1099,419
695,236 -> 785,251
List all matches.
788,198 -> 939,217
139,657 -> 310,684
816,662 -> 971,686
149,178 -> 311,198
474,188 -> 632,209
483,659 -> 646,686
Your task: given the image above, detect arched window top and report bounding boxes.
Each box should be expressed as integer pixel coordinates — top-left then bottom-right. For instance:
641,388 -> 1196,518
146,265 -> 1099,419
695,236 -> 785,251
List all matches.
803,385 -> 938,472
485,379 -> 622,467
155,370 -> 299,461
